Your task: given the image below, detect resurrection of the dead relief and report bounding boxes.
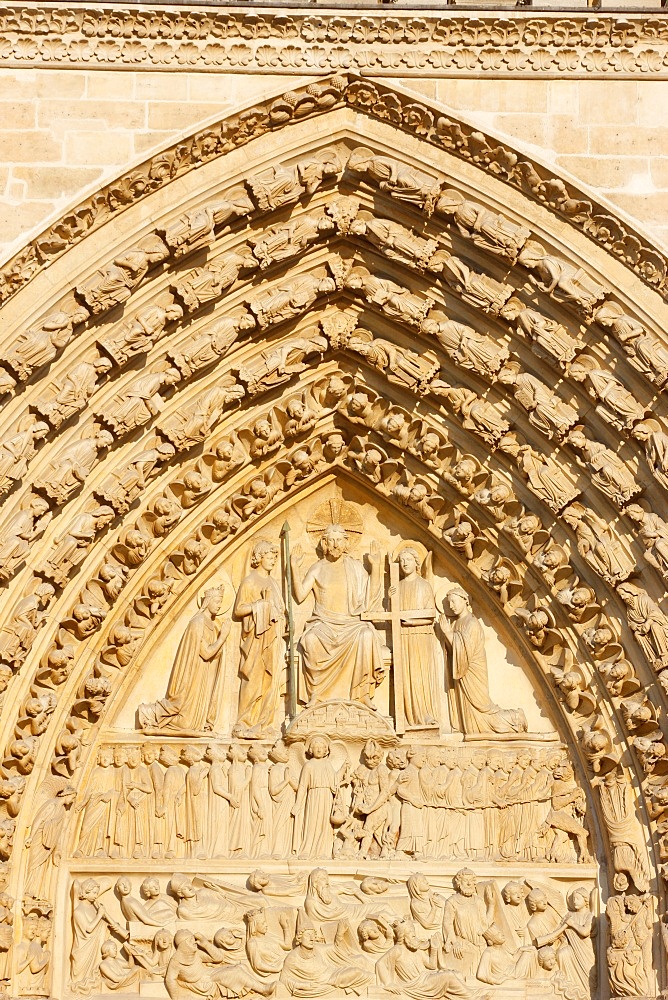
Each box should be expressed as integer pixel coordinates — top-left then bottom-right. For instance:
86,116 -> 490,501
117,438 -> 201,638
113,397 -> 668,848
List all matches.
0,77 -> 667,1000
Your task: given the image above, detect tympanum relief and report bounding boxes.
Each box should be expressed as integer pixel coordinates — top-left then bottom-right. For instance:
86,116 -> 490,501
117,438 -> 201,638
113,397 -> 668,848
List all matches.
58,488 -> 609,1000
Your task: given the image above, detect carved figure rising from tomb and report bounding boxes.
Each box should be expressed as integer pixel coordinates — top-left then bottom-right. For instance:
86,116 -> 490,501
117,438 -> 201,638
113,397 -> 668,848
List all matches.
138,586 -> 230,734
103,367 -> 181,436
34,427 -> 114,504
421,317 -> 508,377
440,868 -> 493,980
250,213 -> 336,268
430,251 -> 512,315
0,418 -> 49,498
347,147 -> 439,206
344,329 -> 439,393
165,927 -> 271,1000
518,241 -> 607,315
497,363 -> 578,439
442,587 -> 527,735
617,583 -> 668,671
233,538 -> 285,739
431,188 -> 530,260
531,887 -> 596,996
279,925 -> 371,998
1,299 -> 90,380
561,504 -> 633,585
350,217 -> 437,270
290,524 -> 383,707
567,429 -> 639,506
345,267 -> 431,326
249,272 -> 336,328
596,301 -> 668,386
500,298 -> 580,367
569,356 -> 646,431
626,504 -> 668,580
378,917 -> 482,999
35,354 -> 112,428
39,505 -> 115,586
171,247 -> 258,312
99,299 -> 184,366
171,310 -> 255,379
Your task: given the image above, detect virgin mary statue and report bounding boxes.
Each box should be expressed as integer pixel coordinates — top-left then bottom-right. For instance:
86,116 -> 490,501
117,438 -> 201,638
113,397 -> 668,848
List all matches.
139,586 -> 230,733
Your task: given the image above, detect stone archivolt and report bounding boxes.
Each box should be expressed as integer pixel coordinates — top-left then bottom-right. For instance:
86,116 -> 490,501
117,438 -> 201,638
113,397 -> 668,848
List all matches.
0,81 -> 667,1000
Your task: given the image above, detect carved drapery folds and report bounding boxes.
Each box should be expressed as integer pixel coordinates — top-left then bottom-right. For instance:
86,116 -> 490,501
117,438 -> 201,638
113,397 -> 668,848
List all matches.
0,80 -> 666,1000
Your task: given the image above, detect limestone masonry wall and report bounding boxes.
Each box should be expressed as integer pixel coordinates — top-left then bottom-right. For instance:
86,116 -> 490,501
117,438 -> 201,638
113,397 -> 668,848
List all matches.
0,70 -> 666,264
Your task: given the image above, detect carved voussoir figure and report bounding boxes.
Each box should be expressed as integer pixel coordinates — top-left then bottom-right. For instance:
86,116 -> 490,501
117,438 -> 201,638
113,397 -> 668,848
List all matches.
34,353 -> 112,428
249,212 -> 336,269
346,266 -> 431,327
171,247 -> 257,312
238,333 -> 328,396
170,309 -> 255,379
0,493 -> 51,582
77,234 -> 169,315
596,300 -> 668,387
0,416 -> 49,499
38,505 -> 115,587
431,188 -> 530,260
500,297 -> 581,368
248,270 -> 337,329
518,240 -> 607,315
98,297 -> 183,367
159,380 -> 245,449
569,355 -> 647,431
100,366 -> 181,436
347,147 -> 439,207
0,296 -> 90,381
34,426 -> 114,505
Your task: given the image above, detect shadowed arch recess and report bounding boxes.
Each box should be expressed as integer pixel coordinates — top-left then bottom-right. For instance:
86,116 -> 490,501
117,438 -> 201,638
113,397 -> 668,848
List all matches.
2,78 -> 668,1000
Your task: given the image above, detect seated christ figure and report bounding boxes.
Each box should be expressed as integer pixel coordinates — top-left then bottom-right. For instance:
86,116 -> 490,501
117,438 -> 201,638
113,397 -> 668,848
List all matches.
290,524 -> 384,708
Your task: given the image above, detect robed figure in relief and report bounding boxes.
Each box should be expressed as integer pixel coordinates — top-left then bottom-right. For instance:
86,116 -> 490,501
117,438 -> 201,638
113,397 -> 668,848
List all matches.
233,539 -> 286,737
395,546 -> 442,728
291,524 -> 383,708
139,587 -> 230,734
443,587 -> 527,736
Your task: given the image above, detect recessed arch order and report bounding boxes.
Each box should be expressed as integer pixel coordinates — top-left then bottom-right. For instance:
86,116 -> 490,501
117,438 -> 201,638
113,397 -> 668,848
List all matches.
3,74 -> 668,1000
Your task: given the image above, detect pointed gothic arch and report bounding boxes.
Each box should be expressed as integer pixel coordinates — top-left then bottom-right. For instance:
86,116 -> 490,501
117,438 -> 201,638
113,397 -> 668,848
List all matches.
2,75 -> 668,999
